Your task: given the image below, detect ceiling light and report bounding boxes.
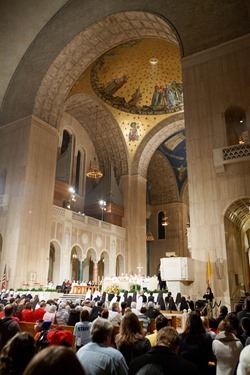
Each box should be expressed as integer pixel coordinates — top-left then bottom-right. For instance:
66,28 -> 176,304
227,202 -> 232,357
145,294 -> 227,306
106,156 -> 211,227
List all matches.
150,58 -> 158,65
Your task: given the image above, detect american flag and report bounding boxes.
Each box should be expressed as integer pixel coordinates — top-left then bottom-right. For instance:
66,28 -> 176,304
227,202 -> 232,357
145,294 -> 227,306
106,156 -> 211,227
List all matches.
1,265 -> 7,290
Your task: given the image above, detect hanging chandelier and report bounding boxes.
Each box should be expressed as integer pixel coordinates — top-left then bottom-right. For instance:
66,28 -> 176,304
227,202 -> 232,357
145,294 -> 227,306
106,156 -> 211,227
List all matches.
162,212 -> 169,226
86,106 -> 103,179
146,231 -> 154,241
86,157 -> 103,179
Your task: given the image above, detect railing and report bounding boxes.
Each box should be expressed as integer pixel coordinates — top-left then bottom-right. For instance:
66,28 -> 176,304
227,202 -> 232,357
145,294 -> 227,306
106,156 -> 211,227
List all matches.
213,143 -> 250,173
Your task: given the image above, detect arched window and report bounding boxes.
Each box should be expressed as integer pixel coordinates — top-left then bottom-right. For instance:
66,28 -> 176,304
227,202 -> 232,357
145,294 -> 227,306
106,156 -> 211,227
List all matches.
158,211 -> 166,239
75,151 -> 81,194
225,105 -> 248,145
56,129 -> 74,184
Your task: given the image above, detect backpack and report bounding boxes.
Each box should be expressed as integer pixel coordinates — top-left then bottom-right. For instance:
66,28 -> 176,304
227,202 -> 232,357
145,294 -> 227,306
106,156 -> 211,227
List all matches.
46,326 -> 73,347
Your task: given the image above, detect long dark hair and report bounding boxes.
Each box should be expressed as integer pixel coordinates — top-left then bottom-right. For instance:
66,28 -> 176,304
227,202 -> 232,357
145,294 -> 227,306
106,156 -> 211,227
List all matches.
182,311 -> 206,344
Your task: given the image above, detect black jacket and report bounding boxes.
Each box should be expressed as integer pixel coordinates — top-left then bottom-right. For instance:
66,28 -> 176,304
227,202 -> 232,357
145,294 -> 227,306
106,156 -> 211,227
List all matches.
129,346 -> 199,375
0,317 -> 21,350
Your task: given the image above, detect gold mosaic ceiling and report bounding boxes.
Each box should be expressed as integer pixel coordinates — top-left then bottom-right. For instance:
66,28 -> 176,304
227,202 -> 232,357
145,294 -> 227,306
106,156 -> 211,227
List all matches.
69,38 -> 183,115
69,38 -> 183,157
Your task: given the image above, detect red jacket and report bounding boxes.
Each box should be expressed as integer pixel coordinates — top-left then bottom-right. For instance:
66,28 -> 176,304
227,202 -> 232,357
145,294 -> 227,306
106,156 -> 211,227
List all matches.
33,308 -> 46,322
21,308 -> 34,322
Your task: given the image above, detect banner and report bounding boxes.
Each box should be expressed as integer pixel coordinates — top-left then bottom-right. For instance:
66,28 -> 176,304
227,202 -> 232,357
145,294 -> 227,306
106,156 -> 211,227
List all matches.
1,264 -> 7,290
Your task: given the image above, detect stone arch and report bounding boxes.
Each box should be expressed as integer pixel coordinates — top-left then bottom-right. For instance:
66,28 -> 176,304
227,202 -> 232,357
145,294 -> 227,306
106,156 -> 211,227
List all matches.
83,247 -> 97,282
224,197 -> 250,304
132,113 -> 185,177
63,94 -> 130,180
224,105 -> 248,146
33,11 -> 180,127
116,253 -> 125,276
49,240 -> 61,287
98,250 -> 110,281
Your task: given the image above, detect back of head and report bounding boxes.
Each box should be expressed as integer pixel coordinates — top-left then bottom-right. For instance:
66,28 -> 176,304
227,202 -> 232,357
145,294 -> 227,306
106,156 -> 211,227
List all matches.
136,363 -> 165,375
0,332 -> 36,375
156,326 -> 179,351
241,317 -> 250,332
237,345 -> 250,375
148,301 -> 154,308
48,304 -> 57,313
90,317 -> 113,344
156,314 -> 169,331
220,305 -> 228,315
119,312 -> 142,337
23,346 -> 85,375
4,304 -> 14,317
80,309 -> 90,322
131,302 -> 137,309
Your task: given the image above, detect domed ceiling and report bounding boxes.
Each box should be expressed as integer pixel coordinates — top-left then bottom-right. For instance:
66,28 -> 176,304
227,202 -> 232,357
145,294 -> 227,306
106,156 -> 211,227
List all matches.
69,38 -> 186,193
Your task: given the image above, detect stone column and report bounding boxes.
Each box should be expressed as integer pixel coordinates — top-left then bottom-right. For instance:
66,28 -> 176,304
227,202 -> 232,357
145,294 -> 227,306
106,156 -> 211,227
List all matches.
93,261 -> 98,284
0,115 -> 58,288
120,174 -> 147,275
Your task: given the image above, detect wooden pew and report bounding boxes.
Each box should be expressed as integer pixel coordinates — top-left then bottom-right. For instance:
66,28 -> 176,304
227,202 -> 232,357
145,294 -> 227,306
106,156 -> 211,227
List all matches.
19,321 -> 75,349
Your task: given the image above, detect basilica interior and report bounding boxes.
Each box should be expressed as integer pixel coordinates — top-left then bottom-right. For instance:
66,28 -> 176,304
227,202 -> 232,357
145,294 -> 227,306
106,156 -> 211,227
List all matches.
0,0 -> 250,309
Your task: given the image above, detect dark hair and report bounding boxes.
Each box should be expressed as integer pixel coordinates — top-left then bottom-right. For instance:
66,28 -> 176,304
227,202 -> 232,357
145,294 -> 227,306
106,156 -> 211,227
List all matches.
4,304 -> 14,316
156,314 -> 169,331
241,317 -> 250,333
23,346 -> 85,375
101,309 -> 109,319
0,332 -> 36,375
182,311 -> 206,344
80,309 -> 90,322
220,305 -> 228,315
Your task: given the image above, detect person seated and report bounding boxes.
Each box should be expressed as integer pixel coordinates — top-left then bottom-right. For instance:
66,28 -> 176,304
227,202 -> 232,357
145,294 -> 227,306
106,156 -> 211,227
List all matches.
76,317 -> 128,375
146,314 -> 169,347
129,326 -> 199,375
145,302 -> 161,319
21,302 -> 34,322
23,346 -> 86,375
108,302 -> 121,327
0,332 -> 36,375
115,312 -> 151,366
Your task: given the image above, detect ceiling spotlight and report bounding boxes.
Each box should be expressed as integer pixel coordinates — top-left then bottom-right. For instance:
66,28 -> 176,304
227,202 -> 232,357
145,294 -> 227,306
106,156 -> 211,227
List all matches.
150,58 -> 158,65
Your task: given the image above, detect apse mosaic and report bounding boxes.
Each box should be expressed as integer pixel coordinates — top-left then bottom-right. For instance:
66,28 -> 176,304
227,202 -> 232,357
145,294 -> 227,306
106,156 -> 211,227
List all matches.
90,39 -> 183,116
158,130 -> 187,191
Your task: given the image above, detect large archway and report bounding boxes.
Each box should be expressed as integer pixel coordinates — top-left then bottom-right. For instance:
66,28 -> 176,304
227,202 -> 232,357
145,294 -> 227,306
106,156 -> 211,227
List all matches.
49,240 -> 61,287
224,197 -> 250,307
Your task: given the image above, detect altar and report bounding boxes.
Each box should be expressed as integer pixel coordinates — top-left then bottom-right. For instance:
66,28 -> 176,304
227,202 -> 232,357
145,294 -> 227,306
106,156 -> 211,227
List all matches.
102,275 -> 158,292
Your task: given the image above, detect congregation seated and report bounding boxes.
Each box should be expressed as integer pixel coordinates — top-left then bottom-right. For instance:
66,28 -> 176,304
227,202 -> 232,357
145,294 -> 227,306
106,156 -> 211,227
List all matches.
23,346 -> 86,375
145,302 -> 161,319
129,326 -> 199,375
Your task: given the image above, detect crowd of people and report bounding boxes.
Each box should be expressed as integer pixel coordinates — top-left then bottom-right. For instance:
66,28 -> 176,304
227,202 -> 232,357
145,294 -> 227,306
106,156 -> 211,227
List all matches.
0,288 -> 249,374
